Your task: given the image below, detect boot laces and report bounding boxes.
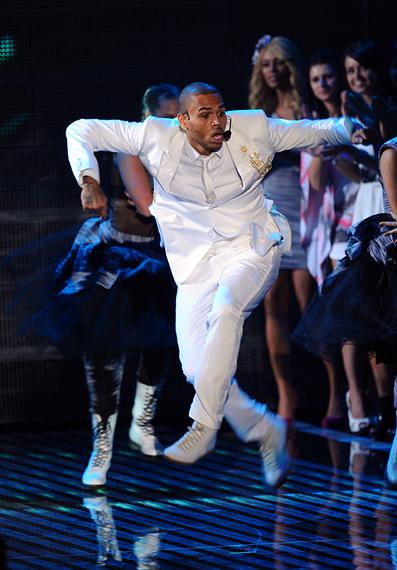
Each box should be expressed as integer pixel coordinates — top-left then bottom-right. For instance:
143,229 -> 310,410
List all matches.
177,423 -> 206,451
261,444 -> 278,472
92,420 -> 112,468
136,390 -> 158,435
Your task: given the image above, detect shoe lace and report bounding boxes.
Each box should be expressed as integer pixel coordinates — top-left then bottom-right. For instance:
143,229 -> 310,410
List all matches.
260,430 -> 281,472
92,420 -> 112,468
261,445 -> 278,471
136,390 -> 158,435
177,423 -> 206,452
96,507 -> 122,563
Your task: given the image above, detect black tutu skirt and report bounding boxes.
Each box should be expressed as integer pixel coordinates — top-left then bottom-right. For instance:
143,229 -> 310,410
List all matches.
292,213 -> 397,365
15,218 -> 177,355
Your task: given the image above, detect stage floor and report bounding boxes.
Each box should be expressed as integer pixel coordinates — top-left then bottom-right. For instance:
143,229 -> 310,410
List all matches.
0,421 -> 396,569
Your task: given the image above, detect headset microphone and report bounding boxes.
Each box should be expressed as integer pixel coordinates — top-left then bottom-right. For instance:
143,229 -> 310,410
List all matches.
223,115 -> 232,141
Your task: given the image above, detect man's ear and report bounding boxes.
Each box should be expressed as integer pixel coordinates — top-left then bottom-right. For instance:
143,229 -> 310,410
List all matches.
177,112 -> 187,132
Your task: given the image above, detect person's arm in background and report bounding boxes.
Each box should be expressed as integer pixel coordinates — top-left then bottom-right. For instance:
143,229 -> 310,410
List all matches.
320,144 -> 378,182
307,150 -> 329,191
114,154 -> 153,217
379,142 -> 397,240
380,148 -> 397,214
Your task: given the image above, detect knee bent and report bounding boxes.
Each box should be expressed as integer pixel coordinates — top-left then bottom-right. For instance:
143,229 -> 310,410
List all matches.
208,303 -> 241,325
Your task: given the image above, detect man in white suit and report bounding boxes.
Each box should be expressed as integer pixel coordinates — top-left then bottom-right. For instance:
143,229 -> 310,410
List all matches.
67,82 -> 369,488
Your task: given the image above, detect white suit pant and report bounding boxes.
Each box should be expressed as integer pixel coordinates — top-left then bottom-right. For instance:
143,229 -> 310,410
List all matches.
175,233 -> 282,431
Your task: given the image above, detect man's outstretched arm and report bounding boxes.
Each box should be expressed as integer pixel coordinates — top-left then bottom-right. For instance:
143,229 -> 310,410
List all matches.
66,118 -> 145,185
266,114 -> 373,154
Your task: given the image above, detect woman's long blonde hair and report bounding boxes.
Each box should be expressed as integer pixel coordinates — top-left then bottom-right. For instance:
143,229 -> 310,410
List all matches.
248,36 -> 308,119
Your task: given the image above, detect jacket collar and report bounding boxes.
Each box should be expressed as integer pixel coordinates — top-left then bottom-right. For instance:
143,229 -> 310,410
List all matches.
157,128 -> 264,189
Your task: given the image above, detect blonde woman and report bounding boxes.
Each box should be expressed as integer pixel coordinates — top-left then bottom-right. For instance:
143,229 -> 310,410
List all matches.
249,35 -> 311,422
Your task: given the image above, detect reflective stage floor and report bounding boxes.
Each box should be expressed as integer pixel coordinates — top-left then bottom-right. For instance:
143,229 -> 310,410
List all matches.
1,421 -> 396,569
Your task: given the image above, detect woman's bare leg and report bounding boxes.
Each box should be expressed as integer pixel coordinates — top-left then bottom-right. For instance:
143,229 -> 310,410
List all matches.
264,270 -> 297,419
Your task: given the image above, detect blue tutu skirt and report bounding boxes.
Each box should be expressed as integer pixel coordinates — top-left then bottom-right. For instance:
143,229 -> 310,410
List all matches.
17,218 -> 177,355
292,213 -> 397,365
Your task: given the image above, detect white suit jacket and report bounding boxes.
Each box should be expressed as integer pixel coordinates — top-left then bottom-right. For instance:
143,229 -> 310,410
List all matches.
66,110 -> 355,283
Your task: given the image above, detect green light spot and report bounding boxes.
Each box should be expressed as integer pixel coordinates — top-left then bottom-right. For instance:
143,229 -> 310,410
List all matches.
0,35 -> 16,63
0,112 -> 31,135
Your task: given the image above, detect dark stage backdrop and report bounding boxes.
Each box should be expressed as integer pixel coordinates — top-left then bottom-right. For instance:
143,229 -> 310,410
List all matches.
0,0 -> 395,426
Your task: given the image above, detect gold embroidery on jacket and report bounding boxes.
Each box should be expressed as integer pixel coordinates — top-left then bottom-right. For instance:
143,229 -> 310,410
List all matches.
249,152 -> 272,177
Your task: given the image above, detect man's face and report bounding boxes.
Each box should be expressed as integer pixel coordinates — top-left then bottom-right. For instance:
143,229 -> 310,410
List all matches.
178,93 -> 227,155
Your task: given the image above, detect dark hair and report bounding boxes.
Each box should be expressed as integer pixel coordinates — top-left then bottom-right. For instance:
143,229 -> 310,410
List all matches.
142,83 -> 180,119
179,82 -> 221,113
308,48 -> 341,118
343,40 -> 378,70
309,48 -> 338,70
343,40 -> 389,97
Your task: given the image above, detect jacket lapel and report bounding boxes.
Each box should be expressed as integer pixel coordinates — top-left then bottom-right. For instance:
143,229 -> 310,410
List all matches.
226,132 -> 259,188
157,130 -> 185,189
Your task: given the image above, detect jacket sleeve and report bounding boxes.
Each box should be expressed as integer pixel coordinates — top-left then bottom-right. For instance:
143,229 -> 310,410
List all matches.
266,115 -> 355,153
66,118 -> 147,185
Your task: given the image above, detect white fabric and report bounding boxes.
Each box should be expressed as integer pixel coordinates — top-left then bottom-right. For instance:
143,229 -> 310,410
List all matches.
66,110 -> 355,430
67,111 -> 354,284
352,180 -> 385,224
171,140 -> 224,204
329,241 -> 348,261
352,144 -> 384,223
199,155 -> 216,203
175,233 -> 282,428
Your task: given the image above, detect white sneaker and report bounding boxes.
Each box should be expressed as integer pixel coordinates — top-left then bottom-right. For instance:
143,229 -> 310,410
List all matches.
163,421 -> 217,464
259,415 -> 289,488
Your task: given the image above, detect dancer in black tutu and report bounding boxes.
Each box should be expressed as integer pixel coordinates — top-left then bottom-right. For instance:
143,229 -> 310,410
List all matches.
28,83 -> 180,488
293,136 -> 397,483
378,138 -> 397,484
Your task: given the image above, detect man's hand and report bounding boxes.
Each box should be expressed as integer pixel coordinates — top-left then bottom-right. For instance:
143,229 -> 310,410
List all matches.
351,126 -> 379,146
81,176 -> 108,218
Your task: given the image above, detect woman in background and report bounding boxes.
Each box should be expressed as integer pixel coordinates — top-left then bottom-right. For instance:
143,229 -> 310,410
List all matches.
249,34 -> 309,423
293,135 -> 397,445
312,41 -> 394,436
249,35 -> 344,426
300,48 -> 356,427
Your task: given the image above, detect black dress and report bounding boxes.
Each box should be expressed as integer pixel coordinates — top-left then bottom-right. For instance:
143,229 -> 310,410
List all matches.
14,180 -> 177,355
292,137 -> 397,366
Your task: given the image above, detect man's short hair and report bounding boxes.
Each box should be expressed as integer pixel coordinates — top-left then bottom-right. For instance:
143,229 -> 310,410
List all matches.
179,82 -> 221,113
142,83 -> 180,119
